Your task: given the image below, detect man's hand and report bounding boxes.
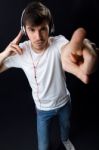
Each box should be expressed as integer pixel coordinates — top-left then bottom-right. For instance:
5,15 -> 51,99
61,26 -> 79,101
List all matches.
3,30 -> 23,58
61,28 -> 98,84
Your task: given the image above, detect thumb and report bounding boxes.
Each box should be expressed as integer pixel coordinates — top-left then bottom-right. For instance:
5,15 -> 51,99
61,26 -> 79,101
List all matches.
69,28 -> 86,54
11,30 -> 23,44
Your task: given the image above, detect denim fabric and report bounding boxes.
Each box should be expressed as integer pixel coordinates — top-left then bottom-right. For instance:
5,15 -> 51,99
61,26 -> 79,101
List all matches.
36,100 -> 71,150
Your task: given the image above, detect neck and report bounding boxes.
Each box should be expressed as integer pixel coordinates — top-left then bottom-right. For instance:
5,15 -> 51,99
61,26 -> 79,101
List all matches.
31,40 -> 49,54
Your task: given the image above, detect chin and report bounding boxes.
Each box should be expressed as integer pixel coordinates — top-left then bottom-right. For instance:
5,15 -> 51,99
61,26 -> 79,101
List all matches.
37,45 -> 46,50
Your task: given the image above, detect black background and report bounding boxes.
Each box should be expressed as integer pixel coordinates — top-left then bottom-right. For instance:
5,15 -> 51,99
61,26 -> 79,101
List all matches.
0,0 -> 99,150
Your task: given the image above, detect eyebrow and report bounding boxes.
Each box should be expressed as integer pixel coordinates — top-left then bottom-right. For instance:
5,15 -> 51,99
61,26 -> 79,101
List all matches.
26,25 -> 48,29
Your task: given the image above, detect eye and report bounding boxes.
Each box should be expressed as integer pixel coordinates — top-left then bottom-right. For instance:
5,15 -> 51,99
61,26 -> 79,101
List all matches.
28,27 -> 35,32
31,28 -> 35,32
41,27 -> 47,32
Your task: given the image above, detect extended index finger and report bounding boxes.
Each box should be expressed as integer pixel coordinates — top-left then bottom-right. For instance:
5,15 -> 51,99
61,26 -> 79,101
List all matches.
70,28 -> 86,52
11,30 -> 23,44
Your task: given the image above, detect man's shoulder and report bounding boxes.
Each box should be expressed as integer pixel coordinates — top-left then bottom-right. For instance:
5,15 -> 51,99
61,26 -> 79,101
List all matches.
51,35 -> 68,44
53,35 -> 66,41
49,35 -> 68,47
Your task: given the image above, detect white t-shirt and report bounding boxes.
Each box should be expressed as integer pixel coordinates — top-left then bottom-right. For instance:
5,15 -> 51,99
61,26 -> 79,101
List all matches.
4,35 -> 70,110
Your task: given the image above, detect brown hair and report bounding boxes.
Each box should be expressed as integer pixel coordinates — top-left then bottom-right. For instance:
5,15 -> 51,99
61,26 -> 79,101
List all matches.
21,1 -> 54,34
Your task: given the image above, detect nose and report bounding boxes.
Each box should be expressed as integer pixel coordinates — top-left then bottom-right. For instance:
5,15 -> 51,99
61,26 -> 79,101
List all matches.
35,31 -> 42,40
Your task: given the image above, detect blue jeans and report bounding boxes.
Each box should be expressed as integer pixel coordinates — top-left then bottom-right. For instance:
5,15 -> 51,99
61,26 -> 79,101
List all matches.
36,100 -> 71,150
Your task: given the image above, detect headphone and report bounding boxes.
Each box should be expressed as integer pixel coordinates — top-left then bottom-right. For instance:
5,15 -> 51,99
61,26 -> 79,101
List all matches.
21,9 -> 26,35
20,8 -> 55,35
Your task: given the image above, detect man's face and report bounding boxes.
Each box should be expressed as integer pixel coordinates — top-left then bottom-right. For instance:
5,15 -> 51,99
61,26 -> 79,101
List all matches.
25,21 -> 49,52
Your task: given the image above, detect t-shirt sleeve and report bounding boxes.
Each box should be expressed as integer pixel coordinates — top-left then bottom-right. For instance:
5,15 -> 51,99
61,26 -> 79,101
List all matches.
3,53 -> 22,69
3,42 -> 25,69
55,35 -> 69,53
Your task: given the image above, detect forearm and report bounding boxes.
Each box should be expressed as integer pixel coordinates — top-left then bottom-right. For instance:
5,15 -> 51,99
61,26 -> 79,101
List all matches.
0,51 -> 8,72
0,50 -> 8,65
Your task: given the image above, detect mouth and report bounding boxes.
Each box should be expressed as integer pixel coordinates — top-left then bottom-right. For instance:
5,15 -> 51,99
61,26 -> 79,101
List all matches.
35,41 -> 45,46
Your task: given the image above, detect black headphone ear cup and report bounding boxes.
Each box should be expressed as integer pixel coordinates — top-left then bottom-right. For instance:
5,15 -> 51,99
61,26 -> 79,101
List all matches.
21,26 -> 26,35
50,17 -> 55,34
50,24 -> 55,34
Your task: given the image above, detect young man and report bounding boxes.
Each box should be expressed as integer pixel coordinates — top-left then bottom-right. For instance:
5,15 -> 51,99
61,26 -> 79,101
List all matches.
0,2 -> 98,150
